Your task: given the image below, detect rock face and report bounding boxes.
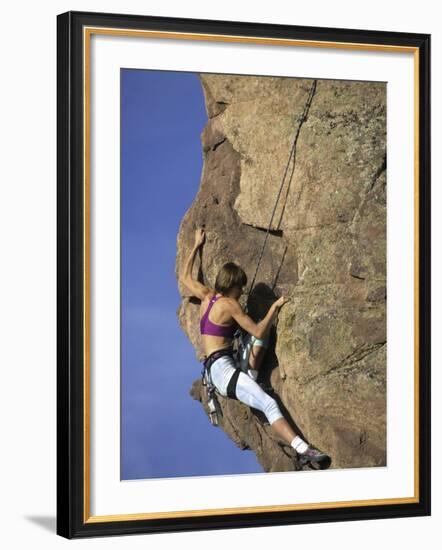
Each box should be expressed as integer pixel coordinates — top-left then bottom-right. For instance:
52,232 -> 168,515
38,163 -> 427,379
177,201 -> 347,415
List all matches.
176,74 -> 386,471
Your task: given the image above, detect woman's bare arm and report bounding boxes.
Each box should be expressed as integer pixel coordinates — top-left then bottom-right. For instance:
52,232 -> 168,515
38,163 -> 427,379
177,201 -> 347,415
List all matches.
179,229 -> 212,300
229,296 -> 289,339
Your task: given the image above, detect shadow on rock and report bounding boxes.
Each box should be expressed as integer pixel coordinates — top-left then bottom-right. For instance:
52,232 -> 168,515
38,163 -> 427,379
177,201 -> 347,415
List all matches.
245,282 -> 309,444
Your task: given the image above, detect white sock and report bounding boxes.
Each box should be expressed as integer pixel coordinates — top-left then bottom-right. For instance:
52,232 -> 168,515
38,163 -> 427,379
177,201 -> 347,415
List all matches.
291,436 -> 309,454
247,368 -> 258,381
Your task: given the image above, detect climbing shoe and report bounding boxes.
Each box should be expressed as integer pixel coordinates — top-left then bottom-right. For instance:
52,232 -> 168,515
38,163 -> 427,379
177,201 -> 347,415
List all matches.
298,446 -> 331,469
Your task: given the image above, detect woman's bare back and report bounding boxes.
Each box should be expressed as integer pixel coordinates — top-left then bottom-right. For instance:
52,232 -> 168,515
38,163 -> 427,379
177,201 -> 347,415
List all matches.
200,292 -> 237,357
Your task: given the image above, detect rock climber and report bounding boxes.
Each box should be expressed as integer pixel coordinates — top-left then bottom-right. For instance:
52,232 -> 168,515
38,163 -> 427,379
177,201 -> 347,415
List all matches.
179,227 -> 330,469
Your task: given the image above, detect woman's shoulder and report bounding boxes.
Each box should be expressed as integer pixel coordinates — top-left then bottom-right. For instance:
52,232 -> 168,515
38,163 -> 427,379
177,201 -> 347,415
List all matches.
201,289 -> 217,303
221,296 -> 242,310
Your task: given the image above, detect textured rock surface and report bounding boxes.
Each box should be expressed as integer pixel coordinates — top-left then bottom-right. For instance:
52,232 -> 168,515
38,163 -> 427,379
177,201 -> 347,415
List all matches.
176,74 -> 386,471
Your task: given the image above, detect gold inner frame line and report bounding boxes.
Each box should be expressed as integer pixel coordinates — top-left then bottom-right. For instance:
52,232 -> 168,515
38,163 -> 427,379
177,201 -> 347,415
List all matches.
86,26 -> 418,53
83,26 -> 421,524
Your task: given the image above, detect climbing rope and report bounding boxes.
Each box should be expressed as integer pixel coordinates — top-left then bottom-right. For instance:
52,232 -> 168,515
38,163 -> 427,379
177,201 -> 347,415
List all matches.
245,79 -> 317,305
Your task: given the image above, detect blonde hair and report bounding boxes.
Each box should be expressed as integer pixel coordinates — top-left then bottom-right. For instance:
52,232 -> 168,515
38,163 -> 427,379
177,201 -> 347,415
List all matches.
214,262 -> 247,294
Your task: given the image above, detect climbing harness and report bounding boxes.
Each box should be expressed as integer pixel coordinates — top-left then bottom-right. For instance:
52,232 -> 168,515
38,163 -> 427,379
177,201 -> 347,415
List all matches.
201,367 -> 221,426
201,347 -> 236,426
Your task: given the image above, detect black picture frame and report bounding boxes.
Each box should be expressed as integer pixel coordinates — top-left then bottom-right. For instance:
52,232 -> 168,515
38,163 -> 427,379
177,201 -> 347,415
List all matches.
57,10 -> 431,539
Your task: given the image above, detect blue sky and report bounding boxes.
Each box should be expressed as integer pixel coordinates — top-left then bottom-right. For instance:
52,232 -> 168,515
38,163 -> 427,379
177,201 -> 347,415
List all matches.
121,69 -> 263,479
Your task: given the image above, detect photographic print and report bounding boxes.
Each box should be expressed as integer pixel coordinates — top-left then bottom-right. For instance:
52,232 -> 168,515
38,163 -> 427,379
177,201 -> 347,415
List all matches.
57,12 -> 430,537
121,69 -> 387,480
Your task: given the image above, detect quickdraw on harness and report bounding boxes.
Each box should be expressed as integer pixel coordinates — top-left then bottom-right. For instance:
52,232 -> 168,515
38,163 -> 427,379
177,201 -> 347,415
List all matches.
232,80 -> 318,364
201,345 -> 252,426
201,365 -> 221,427
201,348 -> 237,426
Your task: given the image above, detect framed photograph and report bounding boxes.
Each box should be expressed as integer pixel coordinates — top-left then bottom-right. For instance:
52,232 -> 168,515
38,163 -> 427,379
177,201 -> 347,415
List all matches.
57,11 -> 431,538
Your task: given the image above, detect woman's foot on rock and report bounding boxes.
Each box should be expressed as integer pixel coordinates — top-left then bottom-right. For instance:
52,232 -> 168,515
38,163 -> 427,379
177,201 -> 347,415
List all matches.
298,446 -> 331,469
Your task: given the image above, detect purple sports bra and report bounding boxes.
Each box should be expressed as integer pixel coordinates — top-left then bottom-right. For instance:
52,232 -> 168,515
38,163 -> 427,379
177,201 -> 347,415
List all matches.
200,294 -> 236,338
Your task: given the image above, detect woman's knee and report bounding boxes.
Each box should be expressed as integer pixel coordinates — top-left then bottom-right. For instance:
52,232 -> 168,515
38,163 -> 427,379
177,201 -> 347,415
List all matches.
262,394 -> 283,425
234,373 -> 283,424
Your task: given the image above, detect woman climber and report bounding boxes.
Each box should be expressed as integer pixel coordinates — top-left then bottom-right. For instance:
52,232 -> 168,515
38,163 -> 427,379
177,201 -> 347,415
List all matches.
179,227 -> 330,469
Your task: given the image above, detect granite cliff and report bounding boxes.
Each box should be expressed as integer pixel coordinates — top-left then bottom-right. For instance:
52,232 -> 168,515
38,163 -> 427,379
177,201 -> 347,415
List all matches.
176,74 -> 386,472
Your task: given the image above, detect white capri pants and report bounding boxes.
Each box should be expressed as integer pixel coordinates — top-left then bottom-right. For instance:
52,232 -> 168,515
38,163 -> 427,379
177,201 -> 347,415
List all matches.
209,354 -> 283,425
